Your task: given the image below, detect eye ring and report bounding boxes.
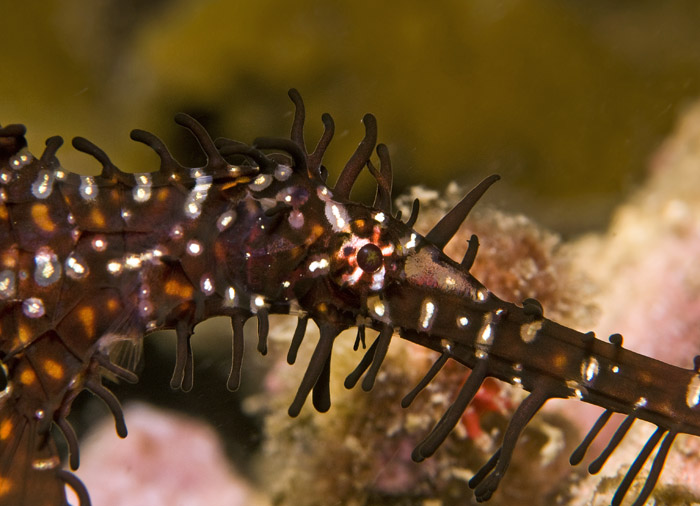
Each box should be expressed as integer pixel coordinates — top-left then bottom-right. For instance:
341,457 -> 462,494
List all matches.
356,243 -> 383,273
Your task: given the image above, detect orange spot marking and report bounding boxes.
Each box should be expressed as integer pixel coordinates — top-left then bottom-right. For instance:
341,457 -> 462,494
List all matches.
19,368 -> 36,385
43,359 -> 64,380
214,242 -> 226,262
31,203 -> 55,232
0,477 -> 12,496
553,354 -> 567,371
90,208 -> 106,228
78,306 -> 95,338
220,177 -> 250,191
157,188 -> 170,202
106,298 -> 120,312
308,224 -> 325,244
108,189 -> 120,204
165,279 -> 193,298
0,419 -> 13,440
1,248 -> 17,269
18,325 -> 31,345
317,302 -> 328,313
0,204 -> 7,221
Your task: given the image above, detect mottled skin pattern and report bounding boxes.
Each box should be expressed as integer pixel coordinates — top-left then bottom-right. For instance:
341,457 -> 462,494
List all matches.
0,91 -> 699,506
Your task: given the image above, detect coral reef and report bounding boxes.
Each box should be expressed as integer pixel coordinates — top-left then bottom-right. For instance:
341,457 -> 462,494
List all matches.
72,403 -> 266,506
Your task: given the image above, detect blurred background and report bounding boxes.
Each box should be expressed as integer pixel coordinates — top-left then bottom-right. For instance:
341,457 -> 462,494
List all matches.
4,1 -> 700,503
4,0 -> 700,235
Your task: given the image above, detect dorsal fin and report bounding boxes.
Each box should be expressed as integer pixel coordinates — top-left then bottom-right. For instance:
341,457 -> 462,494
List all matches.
333,113 -> 377,199
425,174 -> 500,249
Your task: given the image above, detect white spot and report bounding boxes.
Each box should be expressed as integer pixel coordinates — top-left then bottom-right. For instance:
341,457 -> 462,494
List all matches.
67,213 -> 76,225
71,229 -> 80,242
224,286 -> 236,306
581,356 -> 599,384
146,321 -> 158,330
611,365 -> 620,374
55,170 -> 66,180
187,240 -> 202,256
457,315 -> 469,327
370,266 -> 386,291
687,374 -> 700,408
124,254 -> 142,270
476,289 -> 488,302
254,295 -> 265,308
635,397 -> 648,409
325,202 -> 350,231
65,254 -> 89,279
308,257 -> 329,273
216,211 -> 237,231
106,260 -> 123,275
374,212 -> 386,223
22,298 -> 45,318
404,233 -> 418,250
288,210 -> 304,229
200,276 -> 215,295
121,209 -> 131,220
228,165 -> 245,176
282,280 -> 291,288
250,174 -> 272,192
520,320 -> 543,343
0,169 -> 13,183
10,151 -> 32,170
185,201 -> 201,218
274,165 -> 292,181
476,313 -> 495,350
0,270 -> 16,298
512,377 -> 522,385
91,236 -> 107,252
34,247 -> 61,286
31,170 -> 55,199
184,174 -> 212,219
0,189 -> 6,202
79,176 -> 98,200
444,276 -> 456,287
32,456 -> 61,471
480,323 -> 492,344
420,300 -> 436,330
170,225 -> 184,239
373,300 -> 385,317
134,187 -> 150,202
132,174 -> 153,203
317,186 -> 332,201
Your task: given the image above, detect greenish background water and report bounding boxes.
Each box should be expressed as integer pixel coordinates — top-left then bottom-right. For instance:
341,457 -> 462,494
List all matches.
4,0 -> 700,235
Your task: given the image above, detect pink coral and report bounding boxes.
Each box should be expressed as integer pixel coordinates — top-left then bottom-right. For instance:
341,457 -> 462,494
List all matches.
563,101 -> 700,504
70,403 -> 266,506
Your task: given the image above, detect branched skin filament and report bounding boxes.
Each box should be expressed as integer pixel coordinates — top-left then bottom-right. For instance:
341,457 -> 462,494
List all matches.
0,91 -> 696,506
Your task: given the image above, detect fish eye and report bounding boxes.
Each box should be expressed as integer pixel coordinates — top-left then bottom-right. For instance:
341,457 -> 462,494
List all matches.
356,243 -> 383,273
